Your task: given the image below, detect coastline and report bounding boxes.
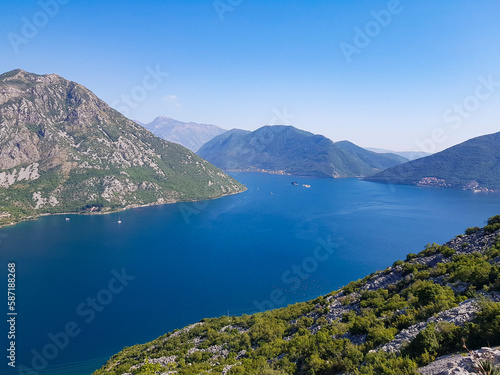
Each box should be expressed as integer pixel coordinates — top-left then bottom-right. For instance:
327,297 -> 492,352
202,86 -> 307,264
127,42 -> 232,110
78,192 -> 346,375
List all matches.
363,177 -> 499,194
225,168 -> 292,176
228,171 -> 500,193
226,169 -> 338,179
0,187 -> 247,229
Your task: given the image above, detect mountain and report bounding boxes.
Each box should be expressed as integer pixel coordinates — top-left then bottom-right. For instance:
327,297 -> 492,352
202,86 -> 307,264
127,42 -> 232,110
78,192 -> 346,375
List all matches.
366,131 -> 500,192
133,119 -> 146,127
141,116 -> 227,152
197,125 -> 408,178
94,216 -> 500,375
367,147 -> 431,161
0,69 -> 245,226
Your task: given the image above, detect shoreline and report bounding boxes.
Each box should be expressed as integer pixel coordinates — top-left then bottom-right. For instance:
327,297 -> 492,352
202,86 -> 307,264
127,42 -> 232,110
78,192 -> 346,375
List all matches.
0,188 -> 247,229
226,169 -> 338,179
225,168 -> 292,176
228,170 -> 500,193
363,177 -> 499,194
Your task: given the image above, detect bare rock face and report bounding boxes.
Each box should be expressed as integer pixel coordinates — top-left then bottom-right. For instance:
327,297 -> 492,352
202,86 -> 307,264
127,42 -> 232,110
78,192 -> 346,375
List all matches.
419,347 -> 500,375
379,299 -> 481,354
0,69 -> 246,225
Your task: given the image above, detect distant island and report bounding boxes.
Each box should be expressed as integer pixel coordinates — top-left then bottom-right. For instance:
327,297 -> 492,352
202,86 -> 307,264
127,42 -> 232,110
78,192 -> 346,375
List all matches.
94,216 -> 500,375
0,70 -> 246,227
197,125 -> 408,178
367,131 -> 500,192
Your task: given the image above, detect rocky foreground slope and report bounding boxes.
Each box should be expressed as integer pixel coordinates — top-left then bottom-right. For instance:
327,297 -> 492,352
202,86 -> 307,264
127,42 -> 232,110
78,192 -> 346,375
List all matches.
94,216 -> 500,375
0,70 -> 245,227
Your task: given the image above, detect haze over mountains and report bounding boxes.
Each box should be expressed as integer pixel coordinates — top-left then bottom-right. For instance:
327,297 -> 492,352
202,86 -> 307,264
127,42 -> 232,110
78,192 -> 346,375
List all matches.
137,116 -> 431,162
197,125 -> 408,178
0,69 -> 244,226
141,116 -> 227,152
367,131 -> 500,192
366,148 -> 431,161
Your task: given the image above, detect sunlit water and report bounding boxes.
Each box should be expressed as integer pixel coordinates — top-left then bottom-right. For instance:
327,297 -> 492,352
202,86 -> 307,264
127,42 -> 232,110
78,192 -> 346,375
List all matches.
1,173 -> 500,374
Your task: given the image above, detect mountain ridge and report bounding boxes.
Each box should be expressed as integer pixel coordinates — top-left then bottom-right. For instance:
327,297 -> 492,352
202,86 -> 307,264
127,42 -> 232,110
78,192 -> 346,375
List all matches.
141,116 -> 227,152
197,125 -> 408,178
366,131 -> 500,192
366,148 -> 431,161
0,69 -> 246,227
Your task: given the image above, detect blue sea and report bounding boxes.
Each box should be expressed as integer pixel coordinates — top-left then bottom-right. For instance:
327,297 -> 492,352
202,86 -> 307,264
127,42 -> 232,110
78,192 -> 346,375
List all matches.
1,173 -> 500,375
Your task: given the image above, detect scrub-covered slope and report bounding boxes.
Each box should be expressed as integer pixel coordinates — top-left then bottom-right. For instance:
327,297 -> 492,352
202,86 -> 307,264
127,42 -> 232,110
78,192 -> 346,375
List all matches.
95,216 -> 500,375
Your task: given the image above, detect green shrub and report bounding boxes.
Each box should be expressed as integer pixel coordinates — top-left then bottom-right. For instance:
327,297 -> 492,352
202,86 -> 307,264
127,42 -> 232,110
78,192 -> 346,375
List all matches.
467,301 -> 500,347
448,254 -> 494,289
414,271 -> 431,280
405,323 -> 439,363
134,357 -> 162,374
393,260 -> 404,267
344,277 -> 368,294
485,223 -> 500,234
465,226 -> 481,235
405,253 -> 418,262
487,215 -> 500,225
367,326 -> 397,346
404,280 -> 456,318
357,352 -> 419,374
440,246 -> 456,258
484,215 -> 500,234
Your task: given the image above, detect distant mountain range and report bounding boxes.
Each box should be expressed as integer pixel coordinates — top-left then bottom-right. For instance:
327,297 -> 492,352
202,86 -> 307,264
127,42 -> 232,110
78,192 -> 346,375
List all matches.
140,116 -> 227,152
0,69 -> 245,226
367,131 -> 500,192
197,125 -> 408,178
366,148 -> 431,161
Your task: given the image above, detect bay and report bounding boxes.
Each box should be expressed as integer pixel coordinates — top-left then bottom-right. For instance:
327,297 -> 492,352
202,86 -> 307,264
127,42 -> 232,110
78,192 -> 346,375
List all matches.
1,173 -> 500,375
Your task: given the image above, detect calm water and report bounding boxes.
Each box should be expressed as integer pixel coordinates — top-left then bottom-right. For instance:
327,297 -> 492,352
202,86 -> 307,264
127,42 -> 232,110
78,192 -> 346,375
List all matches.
1,173 -> 500,375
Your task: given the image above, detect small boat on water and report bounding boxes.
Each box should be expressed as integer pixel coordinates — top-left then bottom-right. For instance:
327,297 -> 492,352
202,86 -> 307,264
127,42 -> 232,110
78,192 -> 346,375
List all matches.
65,217 -> 70,221
291,182 -> 299,185
303,184 -> 311,188
117,218 -> 122,224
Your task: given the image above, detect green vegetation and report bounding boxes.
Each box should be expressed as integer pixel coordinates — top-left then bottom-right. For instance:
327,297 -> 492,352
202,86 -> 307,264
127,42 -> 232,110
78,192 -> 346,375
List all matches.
197,126 -> 408,178
135,358 -> 163,375
0,69 -> 246,227
94,216 -> 500,375
465,226 -> 481,235
485,215 -> 500,235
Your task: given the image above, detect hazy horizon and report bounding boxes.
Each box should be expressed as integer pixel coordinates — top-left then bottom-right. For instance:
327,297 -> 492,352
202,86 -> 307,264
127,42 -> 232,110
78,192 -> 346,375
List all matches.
133,113 -> 497,153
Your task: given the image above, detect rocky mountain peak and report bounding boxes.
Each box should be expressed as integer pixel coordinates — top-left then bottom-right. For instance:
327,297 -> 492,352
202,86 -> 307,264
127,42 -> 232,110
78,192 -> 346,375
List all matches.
0,70 -> 245,226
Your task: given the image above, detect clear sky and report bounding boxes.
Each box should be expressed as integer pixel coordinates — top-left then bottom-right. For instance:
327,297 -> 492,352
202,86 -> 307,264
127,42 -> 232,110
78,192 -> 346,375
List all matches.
1,0 -> 500,152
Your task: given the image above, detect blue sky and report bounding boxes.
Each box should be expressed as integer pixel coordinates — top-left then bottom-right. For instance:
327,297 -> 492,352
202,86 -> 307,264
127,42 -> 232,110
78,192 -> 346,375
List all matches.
1,0 -> 500,151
